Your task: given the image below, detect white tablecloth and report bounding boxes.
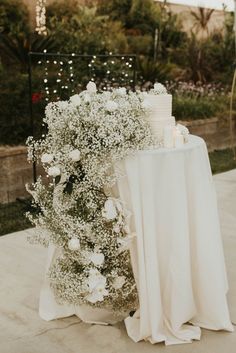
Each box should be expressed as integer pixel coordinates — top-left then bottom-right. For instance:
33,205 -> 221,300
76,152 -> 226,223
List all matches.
39,135 -> 233,345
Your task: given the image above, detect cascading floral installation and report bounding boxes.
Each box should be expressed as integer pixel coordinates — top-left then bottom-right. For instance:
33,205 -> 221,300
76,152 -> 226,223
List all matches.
26,82 -> 154,313
35,0 -> 47,35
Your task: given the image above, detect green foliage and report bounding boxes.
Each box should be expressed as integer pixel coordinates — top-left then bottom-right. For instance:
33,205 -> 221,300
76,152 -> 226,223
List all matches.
209,148 -> 236,174
0,71 -> 44,145
46,1 -> 128,54
137,57 -> 178,84
0,33 -> 58,71
0,72 -> 30,145
98,0 -> 160,34
0,0 -> 29,36
174,12 -> 235,84
173,95 -> 223,120
127,35 -> 153,55
0,200 -> 32,236
98,0 -> 186,61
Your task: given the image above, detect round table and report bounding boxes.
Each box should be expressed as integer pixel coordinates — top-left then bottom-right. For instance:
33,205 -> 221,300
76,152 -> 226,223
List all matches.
39,135 -> 233,345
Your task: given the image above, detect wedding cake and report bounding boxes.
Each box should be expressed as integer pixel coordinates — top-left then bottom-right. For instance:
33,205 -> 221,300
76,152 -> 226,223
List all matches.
144,83 -> 175,140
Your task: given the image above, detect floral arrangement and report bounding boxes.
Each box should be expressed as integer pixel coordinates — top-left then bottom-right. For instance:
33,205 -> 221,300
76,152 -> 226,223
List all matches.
165,81 -> 229,100
151,83 -> 168,95
26,82 -> 154,313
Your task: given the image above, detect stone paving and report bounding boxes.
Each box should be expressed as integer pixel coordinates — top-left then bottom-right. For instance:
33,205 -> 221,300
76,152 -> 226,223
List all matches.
1,169 -> 236,353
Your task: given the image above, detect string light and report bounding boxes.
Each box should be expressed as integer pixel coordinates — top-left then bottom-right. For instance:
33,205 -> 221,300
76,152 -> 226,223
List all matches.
36,55 -> 135,103
35,0 -> 47,35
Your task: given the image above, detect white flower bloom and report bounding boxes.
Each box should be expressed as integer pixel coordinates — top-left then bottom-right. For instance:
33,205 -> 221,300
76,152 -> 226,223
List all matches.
105,100 -> 118,112
112,276 -> 126,290
86,81 -> 97,93
103,91 -> 112,99
116,87 -> 126,96
141,99 -> 151,110
153,83 -> 167,94
84,94 -> 91,103
90,252 -> 105,266
69,149 -> 81,162
87,269 -> 106,292
41,153 -> 53,164
113,225 -> 120,233
70,94 -> 81,106
86,283 -> 109,303
58,101 -> 69,109
102,199 -> 117,220
117,234 -> 136,252
89,268 -> 102,278
47,166 -> 60,177
68,237 -> 80,251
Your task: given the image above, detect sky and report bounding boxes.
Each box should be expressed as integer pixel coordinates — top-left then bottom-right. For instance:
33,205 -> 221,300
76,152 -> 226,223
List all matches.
164,0 -> 234,11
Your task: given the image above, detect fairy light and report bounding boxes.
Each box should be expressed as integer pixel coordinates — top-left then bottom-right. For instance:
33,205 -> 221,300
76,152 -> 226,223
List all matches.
35,0 -> 47,35
36,54 -> 136,102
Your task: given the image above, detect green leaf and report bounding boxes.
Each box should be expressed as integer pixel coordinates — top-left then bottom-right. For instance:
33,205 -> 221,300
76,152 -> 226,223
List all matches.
63,182 -> 73,195
55,175 -> 61,185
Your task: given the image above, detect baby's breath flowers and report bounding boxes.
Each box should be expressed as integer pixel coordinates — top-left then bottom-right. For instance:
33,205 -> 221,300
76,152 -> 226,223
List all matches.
26,82 -> 154,313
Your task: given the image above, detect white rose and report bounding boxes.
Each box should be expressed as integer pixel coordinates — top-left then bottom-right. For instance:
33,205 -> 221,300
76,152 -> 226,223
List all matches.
47,166 -> 60,177
86,81 -> 97,93
141,99 -> 151,110
154,83 -> 167,94
68,238 -> 80,251
105,100 -> 118,112
116,87 -> 126,96
69,149 -> 81,162
88,268 -> 102,278
87,269 -> 106,292
70,94 -> 81,106
86,283 -> 109,303
112,276 -> 126,290
90,252 -> 105,266
113,225 -> 120,233
102,199 -> 117,220
41,153 -> 53,164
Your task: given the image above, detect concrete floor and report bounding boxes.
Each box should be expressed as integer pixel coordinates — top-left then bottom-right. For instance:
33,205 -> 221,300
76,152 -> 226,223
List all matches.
1,169 -> 236,353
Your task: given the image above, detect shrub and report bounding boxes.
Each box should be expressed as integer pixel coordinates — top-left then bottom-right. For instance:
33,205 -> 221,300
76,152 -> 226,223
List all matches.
167,81 -> 230,120
46,2 -> 128,54
0,72 -> 31,145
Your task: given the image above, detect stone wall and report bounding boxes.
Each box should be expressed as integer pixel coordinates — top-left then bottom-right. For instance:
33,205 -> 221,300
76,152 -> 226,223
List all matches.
0,117 -> 236,203
179,116 -> 236,152
0,146 -> 35,203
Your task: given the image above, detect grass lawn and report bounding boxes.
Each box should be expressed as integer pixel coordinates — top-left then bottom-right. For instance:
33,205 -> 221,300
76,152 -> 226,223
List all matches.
209,148 -> 236,174
0,148 -> 236,237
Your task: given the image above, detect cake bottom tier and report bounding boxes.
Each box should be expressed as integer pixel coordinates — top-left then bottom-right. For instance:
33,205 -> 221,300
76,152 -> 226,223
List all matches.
148,116 -> 176,140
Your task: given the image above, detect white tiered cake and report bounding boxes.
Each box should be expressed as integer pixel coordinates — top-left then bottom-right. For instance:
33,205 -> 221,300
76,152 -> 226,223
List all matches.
144,83 -> 175,140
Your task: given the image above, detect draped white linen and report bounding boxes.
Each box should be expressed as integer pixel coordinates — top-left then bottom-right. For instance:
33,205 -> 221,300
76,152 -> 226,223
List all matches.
39,135 -> 233,345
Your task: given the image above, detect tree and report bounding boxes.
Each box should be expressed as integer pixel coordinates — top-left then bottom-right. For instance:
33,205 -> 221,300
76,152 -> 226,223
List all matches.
190,7 -> 214,36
